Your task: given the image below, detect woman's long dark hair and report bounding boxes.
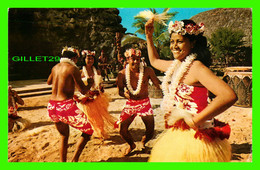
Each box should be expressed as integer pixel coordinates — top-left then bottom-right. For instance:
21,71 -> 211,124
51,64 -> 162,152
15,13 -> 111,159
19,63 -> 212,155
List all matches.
181,20 -> 212,67
82,55 -> 99,69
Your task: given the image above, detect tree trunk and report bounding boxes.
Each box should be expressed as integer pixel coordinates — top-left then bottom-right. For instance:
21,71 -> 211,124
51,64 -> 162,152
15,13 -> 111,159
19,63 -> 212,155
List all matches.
225,56 -> 229,67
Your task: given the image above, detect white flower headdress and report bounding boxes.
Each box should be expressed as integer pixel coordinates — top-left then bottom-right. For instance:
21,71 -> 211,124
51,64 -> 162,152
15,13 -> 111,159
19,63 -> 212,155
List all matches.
81,50 -> 96,56
124,48 -> 142,58
61,46 -> 79,57
168,20 -> 205,35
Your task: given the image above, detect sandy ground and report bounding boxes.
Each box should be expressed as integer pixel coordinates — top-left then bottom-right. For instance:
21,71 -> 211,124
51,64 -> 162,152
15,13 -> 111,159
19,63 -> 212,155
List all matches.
8,86 -> 252,162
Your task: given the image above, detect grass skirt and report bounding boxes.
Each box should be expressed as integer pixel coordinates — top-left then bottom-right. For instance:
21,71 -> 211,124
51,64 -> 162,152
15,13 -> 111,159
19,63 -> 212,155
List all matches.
149,128 -> 231,162
77,93 -> 116,139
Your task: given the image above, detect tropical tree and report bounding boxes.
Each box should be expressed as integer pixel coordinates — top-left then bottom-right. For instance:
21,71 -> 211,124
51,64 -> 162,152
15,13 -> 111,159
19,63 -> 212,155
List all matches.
122,8 -> 177,60
121,33 -> 146,49
209,27 -> 245,66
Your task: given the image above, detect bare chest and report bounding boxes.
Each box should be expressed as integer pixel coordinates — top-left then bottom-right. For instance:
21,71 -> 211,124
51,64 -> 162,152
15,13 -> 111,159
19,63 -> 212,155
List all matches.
125,71 -> 148,88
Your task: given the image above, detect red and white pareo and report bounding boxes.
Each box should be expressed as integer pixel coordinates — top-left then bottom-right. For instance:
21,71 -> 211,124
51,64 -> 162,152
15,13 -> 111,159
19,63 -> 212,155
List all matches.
47,99 -> 93,135
149,83 -> 232,162
114,97 -> 153,128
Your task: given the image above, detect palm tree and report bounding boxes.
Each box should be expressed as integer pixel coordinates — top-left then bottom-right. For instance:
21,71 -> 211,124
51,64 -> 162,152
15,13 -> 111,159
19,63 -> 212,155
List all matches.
121,33 -> 146,49
128,8 -> 177,59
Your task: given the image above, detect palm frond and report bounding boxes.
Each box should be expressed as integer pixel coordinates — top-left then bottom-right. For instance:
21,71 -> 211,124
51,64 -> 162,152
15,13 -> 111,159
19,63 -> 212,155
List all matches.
149,8 -> 157,14
135,29 -> 145,35
155,31 -> 169,42
163,8 -> 170,12
121,35 -> 146,47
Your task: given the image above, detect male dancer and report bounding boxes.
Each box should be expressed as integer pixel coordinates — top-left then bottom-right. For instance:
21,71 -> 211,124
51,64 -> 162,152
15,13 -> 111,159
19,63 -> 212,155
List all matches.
47,47 -> 94,162
115,48 -> 161,156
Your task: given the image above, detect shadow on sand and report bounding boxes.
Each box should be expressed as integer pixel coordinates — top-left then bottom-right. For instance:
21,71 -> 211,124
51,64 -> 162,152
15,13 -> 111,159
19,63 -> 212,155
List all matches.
231,143 -> 252,161
19,105 -> 47,111
100,156 -> 149,162
28,121 -> 55,130
104,128 -> 163,146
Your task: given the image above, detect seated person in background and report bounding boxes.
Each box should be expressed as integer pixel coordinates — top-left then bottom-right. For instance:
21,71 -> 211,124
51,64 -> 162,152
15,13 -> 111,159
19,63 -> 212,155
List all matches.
8,85 -> 27,132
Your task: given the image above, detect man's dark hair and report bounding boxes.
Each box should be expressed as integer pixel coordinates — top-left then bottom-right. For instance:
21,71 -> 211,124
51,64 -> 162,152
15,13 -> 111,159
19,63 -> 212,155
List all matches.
62,51 -> 78,59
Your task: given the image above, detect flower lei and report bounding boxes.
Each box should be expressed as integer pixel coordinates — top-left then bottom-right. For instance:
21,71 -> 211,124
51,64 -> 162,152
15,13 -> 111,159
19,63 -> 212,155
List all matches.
161,53 -> 197,113
82,66 -> 102,90
168,21 -> 205,35
125,63 -> 144,95
74,66 -> 103,104
60,58 -> 77,67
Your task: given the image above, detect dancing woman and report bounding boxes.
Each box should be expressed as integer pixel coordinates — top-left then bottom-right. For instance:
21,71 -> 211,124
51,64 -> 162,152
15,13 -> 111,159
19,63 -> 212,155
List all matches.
74,50 -> 116,140
145,18 -> 237,162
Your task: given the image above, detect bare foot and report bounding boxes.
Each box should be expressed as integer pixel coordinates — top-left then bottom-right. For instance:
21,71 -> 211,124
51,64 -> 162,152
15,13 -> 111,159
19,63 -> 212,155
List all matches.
141,136 -> 146,148
141,136 -> 149,153
124,143 -> 136,156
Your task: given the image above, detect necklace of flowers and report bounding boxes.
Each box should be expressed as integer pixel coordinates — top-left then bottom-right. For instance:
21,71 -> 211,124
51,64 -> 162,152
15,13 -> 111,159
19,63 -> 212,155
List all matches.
82,66 -> 100,90
125,63 -> 144,95
60,58 -> 77,67
74,66 -> 101,103
161,53 -> 197,113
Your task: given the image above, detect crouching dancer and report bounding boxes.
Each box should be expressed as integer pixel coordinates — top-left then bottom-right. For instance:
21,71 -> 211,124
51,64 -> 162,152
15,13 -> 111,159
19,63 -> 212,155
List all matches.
47,47 -> 94,162
115,48 -> 161,156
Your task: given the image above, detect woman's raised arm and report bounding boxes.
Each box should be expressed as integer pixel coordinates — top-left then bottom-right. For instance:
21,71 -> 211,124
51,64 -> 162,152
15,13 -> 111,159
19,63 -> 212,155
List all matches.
145,18 -> 173,72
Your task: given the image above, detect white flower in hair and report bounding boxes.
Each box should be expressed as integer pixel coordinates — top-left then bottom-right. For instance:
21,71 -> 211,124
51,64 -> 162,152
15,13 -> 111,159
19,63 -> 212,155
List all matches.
168,20 -> 205,35
124,48 -> 141,58
61,46 -> 79,56
168,21 -> 185,34
82,50 -> 96,56
60,46 -> 79,67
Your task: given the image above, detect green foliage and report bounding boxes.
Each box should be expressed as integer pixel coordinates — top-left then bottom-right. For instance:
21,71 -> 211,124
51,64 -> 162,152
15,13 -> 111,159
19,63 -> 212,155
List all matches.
209,27 -> 246,66
121,34 -> 146,47
132,17 -> 147,35
130,8 -> 177,59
